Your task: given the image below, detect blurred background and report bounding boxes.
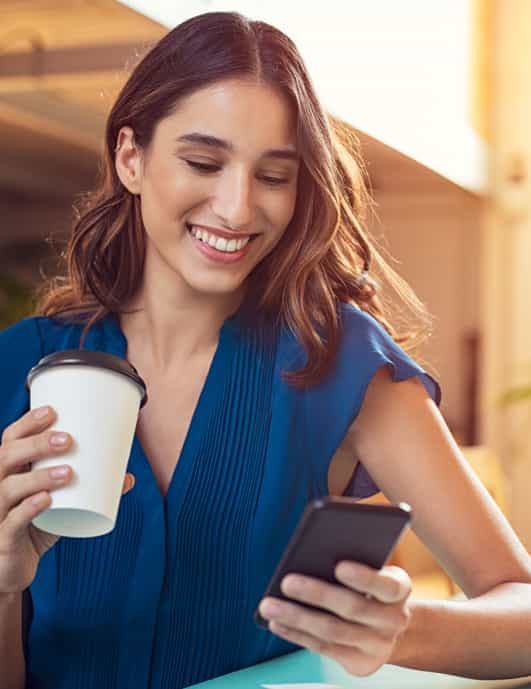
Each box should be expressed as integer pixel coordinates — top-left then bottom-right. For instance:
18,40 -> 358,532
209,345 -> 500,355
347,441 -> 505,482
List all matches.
1,0 -> 530,595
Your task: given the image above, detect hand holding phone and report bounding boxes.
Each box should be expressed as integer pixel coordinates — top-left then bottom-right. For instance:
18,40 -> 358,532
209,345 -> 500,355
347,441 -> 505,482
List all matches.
255,497 -> 411,628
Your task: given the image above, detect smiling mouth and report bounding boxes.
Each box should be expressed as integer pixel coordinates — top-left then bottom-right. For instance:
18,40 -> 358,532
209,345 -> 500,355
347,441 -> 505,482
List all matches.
186,223 -> 259,254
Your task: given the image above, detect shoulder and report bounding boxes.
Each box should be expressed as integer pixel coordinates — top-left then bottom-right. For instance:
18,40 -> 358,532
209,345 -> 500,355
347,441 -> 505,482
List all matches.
276,300 -> 439,437
276,303 -> 392,371
0,313 -> 79,380
338,301 -> 384,331
0,314 -> 83,357
336,303 -> 441,405
0,316 -> 45,358
336,303 -> 395,355
280,302 -> 414,363
302,303 -> 439,402
277,302 -> 439,402
336,303 -> 417,366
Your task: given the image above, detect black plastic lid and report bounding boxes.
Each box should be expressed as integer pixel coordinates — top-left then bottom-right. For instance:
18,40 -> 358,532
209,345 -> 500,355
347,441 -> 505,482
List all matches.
26,349 -> 148,408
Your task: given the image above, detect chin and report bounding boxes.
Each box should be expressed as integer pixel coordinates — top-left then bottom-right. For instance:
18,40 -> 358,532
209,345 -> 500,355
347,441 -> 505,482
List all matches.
183,272 -> 247,298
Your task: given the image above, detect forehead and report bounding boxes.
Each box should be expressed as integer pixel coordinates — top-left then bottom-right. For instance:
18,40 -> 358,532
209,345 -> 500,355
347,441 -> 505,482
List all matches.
157,79 -> 297,151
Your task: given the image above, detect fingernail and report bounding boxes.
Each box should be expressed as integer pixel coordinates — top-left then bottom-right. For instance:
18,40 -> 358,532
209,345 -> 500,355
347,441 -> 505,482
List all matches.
282,575 -> 302,595
336,563 -> 358,584
50,466 -> 70,479
32,406 -> 49,419
260,599 -> 283,617
31,492 -> 49,506
50,433 -> 69,446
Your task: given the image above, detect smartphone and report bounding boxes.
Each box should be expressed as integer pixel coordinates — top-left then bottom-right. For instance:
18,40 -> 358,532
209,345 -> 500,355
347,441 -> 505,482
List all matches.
254,497 -> 412,628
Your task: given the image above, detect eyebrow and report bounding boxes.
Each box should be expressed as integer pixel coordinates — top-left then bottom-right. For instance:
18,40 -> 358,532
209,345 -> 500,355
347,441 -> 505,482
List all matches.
175,132 -> 299,161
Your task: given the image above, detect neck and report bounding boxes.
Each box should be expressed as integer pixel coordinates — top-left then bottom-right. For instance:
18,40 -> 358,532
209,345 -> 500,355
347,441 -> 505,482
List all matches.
119,268 -> 243,374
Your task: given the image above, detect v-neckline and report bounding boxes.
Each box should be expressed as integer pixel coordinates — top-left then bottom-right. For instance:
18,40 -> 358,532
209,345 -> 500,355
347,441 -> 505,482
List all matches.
101,311 -> 240,506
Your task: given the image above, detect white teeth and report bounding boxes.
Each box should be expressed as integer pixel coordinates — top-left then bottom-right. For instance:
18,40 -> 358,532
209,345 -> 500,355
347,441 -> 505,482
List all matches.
188,225 -> 252,253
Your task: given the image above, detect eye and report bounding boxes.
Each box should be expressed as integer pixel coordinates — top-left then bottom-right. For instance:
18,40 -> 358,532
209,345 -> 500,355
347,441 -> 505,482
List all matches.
184,159 -> 290,186
184,160 -> 221,174
259,175 -> 290,187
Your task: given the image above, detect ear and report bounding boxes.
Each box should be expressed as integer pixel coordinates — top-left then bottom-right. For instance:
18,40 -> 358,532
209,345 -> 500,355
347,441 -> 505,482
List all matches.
114,126 -> 143,195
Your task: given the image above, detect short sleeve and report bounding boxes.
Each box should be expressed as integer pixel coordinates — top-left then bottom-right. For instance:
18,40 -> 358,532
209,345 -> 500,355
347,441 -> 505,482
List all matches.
303,304 -> 441,499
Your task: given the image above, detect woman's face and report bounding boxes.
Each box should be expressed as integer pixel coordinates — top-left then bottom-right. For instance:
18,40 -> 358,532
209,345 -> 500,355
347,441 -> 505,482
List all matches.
116,78 -> 299,300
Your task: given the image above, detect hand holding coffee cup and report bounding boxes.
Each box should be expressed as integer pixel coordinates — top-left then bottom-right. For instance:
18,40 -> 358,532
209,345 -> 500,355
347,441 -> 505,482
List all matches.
26,350 -> 147,539
0,406 -> 136,594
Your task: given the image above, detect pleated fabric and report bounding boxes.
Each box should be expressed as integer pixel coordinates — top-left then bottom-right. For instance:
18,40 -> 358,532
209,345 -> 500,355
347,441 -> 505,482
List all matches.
0,304 -> 440,689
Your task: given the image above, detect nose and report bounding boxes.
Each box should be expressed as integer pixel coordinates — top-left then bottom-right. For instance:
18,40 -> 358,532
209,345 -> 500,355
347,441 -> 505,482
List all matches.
211,166 -> 255,231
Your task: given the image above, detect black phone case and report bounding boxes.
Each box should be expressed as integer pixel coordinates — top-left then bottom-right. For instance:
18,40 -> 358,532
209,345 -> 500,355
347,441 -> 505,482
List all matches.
254,497 -> 412,628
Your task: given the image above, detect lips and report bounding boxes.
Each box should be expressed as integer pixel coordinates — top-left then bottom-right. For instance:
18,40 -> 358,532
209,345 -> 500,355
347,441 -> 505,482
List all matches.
187,224 -> 255,263
188,225 -> 251,254
185,222 -> 259,241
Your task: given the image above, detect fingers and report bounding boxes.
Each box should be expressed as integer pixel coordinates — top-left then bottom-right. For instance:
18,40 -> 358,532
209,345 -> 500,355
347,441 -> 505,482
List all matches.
0,405 -> 72,482
280,574 -> 399,631
122,473 -> 135,494
2,406 -> 135,494
1,406 -> 56,444
0,464 -> 73,548
0,465 -> 73,522
1,469 -> 135,546
0,404 -> 135,553
335,562 -> 412,604
268,619 -> 335,655
0,431 -> 72,480
260,563 -> 411,638
1,491 -> 54,548
259,596 -> 391,655
260,565 -> 413,678
267,620 -> 389,678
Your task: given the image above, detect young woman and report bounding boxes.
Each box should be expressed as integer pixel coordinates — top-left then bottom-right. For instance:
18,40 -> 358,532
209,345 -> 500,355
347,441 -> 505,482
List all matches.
0,11 -> 530,689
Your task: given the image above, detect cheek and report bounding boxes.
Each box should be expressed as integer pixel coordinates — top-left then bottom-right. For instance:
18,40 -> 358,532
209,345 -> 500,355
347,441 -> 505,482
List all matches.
142,167 -> 205,230
141,167 -> 175,226
267,189 -> 297,236
171,174 -> 208,210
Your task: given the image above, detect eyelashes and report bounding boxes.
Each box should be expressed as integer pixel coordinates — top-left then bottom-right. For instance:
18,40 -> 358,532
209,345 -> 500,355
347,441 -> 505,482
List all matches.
185,160 -> 220,173
183,159 -> 290,187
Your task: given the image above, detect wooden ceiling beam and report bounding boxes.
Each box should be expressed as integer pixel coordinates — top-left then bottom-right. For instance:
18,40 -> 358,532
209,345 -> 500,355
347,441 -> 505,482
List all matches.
0,101 -> 101,153
0,41 -> 142,93
0,69 -> 122,94
0,41 -> 145,78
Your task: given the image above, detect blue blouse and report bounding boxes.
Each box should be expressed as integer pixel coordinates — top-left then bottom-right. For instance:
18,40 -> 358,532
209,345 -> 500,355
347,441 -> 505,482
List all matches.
0,304 -> 440,689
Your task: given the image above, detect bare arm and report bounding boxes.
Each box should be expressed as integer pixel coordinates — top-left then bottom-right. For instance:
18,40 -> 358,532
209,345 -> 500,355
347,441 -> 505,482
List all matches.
0,592 -> 25,689
352,367 -> 531,678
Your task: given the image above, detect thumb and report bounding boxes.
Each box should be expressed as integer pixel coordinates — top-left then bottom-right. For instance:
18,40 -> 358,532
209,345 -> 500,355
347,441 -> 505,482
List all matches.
122,473 -> 135,494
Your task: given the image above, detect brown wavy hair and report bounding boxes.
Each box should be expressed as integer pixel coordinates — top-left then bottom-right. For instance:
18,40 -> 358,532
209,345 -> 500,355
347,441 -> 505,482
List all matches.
35,11 -> 431,388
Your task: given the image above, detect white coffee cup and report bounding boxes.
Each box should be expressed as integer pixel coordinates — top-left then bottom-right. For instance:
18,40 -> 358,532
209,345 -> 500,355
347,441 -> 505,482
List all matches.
26,349 -> 147,538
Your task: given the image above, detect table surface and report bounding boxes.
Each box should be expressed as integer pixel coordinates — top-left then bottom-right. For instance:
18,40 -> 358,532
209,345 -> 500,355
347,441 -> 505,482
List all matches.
185,650 -> 531,689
